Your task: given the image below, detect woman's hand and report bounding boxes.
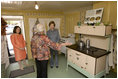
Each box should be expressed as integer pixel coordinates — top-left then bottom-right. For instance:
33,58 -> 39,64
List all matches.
61,42 -> 72,46
65,42 -> 72,46
58,42 -> 72,50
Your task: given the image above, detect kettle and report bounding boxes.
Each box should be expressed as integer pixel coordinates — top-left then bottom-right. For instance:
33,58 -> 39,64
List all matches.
78,40 -> 85,49
86,39 -> 90,48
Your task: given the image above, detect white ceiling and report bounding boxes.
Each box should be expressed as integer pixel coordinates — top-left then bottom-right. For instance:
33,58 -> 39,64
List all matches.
1,1 -> 93,12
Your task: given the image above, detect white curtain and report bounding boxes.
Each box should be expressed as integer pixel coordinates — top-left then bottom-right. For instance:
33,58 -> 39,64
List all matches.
106,34 -> 117,74
1,36 -> 10,69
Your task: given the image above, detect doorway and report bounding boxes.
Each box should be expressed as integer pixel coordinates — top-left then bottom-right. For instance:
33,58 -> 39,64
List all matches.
2,15 -> 27,63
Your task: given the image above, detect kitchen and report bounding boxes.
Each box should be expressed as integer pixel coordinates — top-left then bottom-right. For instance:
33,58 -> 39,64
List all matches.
1,1 -> 117,78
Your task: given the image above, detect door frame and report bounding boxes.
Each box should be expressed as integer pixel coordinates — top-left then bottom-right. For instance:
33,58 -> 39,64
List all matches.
2,15 -> 27,54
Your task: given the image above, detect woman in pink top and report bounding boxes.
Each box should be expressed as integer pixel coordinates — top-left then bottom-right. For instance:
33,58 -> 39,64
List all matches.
10,26 -> 28,70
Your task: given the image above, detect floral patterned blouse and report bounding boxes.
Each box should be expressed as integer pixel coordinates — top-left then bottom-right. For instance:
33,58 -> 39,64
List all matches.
31,33 -> 61,60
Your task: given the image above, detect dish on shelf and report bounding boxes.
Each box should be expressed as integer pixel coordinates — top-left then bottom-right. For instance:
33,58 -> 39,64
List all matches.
90,17 -> 95,21
96,16 -> 101,20
85,17 -> 90,21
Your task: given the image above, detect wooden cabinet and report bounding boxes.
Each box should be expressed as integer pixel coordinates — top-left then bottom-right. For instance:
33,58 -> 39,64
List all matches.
67,48 -> 106,77
95,55 -> 106,74
74,26 -> 111,36
85,55 -> 96,75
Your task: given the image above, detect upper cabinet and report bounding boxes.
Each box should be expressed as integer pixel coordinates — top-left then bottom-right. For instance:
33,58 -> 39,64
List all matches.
74,26 -> 111,36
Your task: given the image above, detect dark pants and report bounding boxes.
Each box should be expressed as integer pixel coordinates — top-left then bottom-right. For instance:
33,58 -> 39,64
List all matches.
50,48 -> 58,67
35,59 -> 48,78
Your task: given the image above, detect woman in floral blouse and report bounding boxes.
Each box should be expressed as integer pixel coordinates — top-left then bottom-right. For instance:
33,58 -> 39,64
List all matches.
31,24 -> 71,78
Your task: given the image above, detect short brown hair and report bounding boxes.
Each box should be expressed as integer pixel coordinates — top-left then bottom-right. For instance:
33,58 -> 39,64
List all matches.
49,21 -> 55,27
1,17 -> 7,35
1,17 -> 7,26
13,26 -> 21,34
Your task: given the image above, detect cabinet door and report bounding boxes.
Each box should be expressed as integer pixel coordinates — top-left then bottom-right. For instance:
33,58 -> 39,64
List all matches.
85,55 -> 96,75
95,55 -> 106,74
68,49 -> 87,69
74,26 -> 83,33
87,26 -> 105,36
93,26 -> 105,36
74,26 -> 88,34
87,26 -> 95,35
67,49 -> 76,64
74,52 -> 87,69
67,48 -> 87,68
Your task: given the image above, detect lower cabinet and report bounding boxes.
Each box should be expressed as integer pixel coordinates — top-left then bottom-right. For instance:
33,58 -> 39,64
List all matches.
67,48 -> 106,78
85,55 -> 96,75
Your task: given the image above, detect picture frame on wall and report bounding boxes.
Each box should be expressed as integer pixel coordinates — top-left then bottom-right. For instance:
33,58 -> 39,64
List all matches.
84,8 -> 104,24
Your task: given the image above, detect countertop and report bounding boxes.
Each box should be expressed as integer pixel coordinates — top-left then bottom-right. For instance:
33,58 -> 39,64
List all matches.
66,44 -> 111,58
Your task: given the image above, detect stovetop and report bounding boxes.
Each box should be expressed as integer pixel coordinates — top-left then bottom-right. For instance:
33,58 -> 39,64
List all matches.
67,44 -> 111,58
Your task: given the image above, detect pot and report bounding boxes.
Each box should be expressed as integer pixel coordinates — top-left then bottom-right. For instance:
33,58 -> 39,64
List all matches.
78,40 -> 85,49
86,39 -> 90,48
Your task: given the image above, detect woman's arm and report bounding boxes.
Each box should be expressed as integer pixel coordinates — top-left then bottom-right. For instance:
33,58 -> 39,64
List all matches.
44,36 -> 71,50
